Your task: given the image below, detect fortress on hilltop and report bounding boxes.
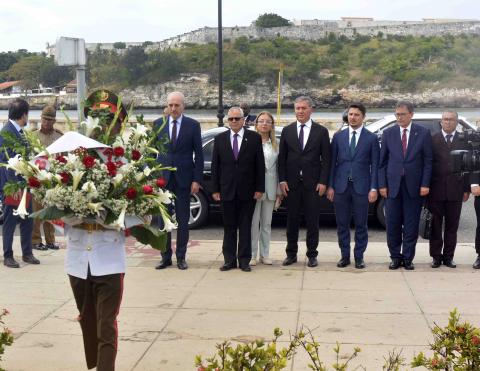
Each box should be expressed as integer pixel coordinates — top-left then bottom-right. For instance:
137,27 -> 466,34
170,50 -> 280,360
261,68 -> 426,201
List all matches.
46,18 -> 480,55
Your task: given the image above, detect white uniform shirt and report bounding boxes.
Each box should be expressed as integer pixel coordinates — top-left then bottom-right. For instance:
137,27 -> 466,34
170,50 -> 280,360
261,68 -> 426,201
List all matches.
65,226 -> 126,279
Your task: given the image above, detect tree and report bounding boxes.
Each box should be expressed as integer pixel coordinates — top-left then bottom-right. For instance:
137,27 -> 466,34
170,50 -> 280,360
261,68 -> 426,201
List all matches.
122,46 -> 147,83
254,13 -> 290,28
113,42 -> 126,50
6,55 -> 49,90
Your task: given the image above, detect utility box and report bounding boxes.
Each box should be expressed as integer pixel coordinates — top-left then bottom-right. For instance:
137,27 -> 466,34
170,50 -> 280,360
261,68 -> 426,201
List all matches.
55,37 -> 86,66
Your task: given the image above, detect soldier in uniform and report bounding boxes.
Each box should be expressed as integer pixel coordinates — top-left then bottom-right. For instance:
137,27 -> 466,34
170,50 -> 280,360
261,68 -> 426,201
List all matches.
67,90 -> 126,371
31,105 -> 63,251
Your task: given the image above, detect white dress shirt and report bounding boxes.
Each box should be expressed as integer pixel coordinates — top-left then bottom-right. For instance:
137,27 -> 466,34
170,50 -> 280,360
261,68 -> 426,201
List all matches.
230,127 -> 245,152
297,119 -> 312,149
169,115 -> 182,140
399,122 -> 412,147
65,226 -> 126,279
442,129 -> 456,143
349,125 -> 363,145
9,119 -> 22,133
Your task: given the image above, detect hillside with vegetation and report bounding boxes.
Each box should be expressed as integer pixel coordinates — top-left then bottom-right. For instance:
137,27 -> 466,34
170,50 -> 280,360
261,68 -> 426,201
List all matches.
1,33 -> 480,95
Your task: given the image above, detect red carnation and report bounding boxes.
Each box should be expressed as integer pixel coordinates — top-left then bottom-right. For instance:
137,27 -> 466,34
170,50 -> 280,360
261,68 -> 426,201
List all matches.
82,155 -> 96,169
143,185 -> 153,194
126,188 -> 137,199
56,155 -> 67,164
28,177 -> 41,188
60,172 -> 69,184
106,161 -> 117,177
473,336 -> 480,345
131,149 -> 141,161
156,177 -> 167,187
103,148 -> 113,156
113,146 -> 125,157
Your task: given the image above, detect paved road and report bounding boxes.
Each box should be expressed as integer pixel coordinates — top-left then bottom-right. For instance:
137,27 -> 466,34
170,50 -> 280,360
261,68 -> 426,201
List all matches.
190,196 -> 478,243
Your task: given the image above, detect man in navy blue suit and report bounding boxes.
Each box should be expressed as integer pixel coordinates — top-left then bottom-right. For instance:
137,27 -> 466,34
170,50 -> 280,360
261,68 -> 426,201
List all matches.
0,98 -> 40,268
154,92 -> 204,270
379,101 -> 433,270
327,103 -> 379,269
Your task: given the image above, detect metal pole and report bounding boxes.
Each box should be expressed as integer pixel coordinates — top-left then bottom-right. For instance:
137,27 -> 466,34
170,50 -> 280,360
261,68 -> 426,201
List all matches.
216,0 -> 224,127
76,65 -> 86,123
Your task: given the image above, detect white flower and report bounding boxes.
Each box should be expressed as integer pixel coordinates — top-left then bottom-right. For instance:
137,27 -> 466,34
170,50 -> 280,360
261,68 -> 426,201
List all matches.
87,202 -> 104,217
80,116 -> 100,137
143,166 -> 152,177
70,169 -> 85,191
6,154 -> 29,176
131,124 -> 148,139
66,153 -> 79,165
110,205 -> 127,230
135,172 -> 144,182
36,169 -> 52,182
12,188 -> 29,219
158,208 -> 177,232
81,181 -> 98,197
112,173 -> 124,187
157,188 -> 173,205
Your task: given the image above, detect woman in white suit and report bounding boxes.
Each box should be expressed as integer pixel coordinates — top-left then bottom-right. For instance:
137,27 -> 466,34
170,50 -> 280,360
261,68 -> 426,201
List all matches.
251,111 -> 283,265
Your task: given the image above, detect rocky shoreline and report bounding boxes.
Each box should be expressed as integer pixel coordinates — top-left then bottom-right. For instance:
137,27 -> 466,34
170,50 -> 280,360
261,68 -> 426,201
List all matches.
1,74 -> 480,110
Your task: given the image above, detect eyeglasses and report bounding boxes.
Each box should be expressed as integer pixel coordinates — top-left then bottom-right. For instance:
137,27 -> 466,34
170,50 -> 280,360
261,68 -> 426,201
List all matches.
227,117 -> 243,122
257,120 -> 273,125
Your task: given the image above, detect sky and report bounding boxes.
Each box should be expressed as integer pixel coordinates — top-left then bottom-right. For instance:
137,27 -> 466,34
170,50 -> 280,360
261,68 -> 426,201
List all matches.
1,0 -> 479,53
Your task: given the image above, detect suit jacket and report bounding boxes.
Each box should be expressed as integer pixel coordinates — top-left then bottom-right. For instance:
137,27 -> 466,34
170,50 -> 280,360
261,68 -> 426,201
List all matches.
378,123 -> 433,198
278,121 -> 331,190
0,120 -> 25,194
429,131 -> 470,202
154,115 -> 204,189
211,129 -> 265,201
328,127 -> 379,195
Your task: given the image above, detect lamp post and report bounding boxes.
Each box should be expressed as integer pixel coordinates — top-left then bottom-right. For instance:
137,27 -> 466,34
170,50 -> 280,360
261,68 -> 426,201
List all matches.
216,0 -> 224,127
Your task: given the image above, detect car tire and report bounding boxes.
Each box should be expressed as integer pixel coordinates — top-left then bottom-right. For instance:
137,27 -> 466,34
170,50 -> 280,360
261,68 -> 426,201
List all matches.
189,191 -> 208,229
376,197 -> 386,228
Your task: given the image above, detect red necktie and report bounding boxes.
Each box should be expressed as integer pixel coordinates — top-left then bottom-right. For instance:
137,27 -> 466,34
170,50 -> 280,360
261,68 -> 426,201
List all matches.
401,128 -> 407,156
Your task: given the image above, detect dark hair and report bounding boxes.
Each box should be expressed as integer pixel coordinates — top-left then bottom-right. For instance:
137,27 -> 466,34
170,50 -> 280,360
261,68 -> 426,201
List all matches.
395,100 -> 414,113
347,102 -> 366,116
8,98 -> 29,120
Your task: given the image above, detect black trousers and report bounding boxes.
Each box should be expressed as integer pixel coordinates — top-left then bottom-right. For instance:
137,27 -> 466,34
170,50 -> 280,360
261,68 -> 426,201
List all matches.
221,198 -> 256,267
285,182 -> 321,258
69,270 -> 124,371
475,196 -> 480,255
428,199 -> 463,260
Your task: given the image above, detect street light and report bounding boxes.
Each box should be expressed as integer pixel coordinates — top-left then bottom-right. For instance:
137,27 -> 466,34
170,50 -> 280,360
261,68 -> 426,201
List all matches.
216,0 -> 224,127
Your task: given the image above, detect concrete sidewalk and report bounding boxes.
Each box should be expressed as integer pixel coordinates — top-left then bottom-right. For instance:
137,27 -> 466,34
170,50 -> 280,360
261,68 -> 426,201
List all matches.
1,236 -> 479,370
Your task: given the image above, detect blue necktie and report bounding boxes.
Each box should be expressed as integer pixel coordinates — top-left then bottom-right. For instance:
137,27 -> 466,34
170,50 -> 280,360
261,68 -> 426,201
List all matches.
350,130 -> 356,157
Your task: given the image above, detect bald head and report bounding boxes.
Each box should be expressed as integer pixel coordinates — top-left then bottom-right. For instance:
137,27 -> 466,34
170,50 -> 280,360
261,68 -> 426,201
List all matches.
167,91 -> 185,119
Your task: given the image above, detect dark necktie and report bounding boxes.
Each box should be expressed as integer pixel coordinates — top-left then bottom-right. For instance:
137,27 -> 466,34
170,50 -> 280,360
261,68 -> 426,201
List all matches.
233,133 -> 239,160
299,124 -> 305,150
401,128 -> 407,156
446,134 -> 453,147
171,120 -> 177,145
350,130 -> 356,157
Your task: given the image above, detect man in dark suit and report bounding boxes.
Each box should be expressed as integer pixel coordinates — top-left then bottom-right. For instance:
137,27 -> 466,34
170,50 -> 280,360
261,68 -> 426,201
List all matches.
0,98 -> 40,268
240,103 -> 256,127
327,103 -> 379,269
379,101 -> 433,270
428,111 -> 470,269
278,96 -> 331,267
470,169 -> 480,269
154,91 -> 204,270
211,107 -> 265,272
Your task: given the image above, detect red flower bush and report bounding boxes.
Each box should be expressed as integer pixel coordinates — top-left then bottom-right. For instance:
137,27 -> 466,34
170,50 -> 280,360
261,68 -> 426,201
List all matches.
156,177 -> 167,187
28,177 -> 41,188
56,155 -> 67,164
131,150 -> 141,161
60,172 -> 69,184
82,155 -> 96,169
113,146 -> 125,157
143,185 -> 153,194
126,188 -> 137,199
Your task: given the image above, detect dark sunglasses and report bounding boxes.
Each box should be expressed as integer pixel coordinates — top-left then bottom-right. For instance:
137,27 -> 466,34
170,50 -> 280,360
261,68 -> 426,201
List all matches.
227,117 -> 243,122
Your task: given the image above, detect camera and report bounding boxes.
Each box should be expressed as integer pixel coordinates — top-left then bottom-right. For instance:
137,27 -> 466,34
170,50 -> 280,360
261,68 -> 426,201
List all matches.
451,129 -> 480,173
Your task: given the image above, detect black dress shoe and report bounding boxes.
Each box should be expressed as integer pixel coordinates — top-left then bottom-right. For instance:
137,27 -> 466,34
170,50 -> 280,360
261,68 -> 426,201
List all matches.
219,263 -> 236,271
443,259 -> 456,268
337,257 -> 351,268
22,255 -> 40,265
307,257 -> 318,267
155,260 -> 172,270
177,258 -> 188,270
403,260 -> 415,270
3,257 -> 20,268
45,243 -> 59,250
355,258 -> 366,269
389,258 -> 401,270
473,256 -> 480,269
282,256 -> 297,266
240,265 -> 251,272
431,258 -> 442,268
33,243 -> 48,251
